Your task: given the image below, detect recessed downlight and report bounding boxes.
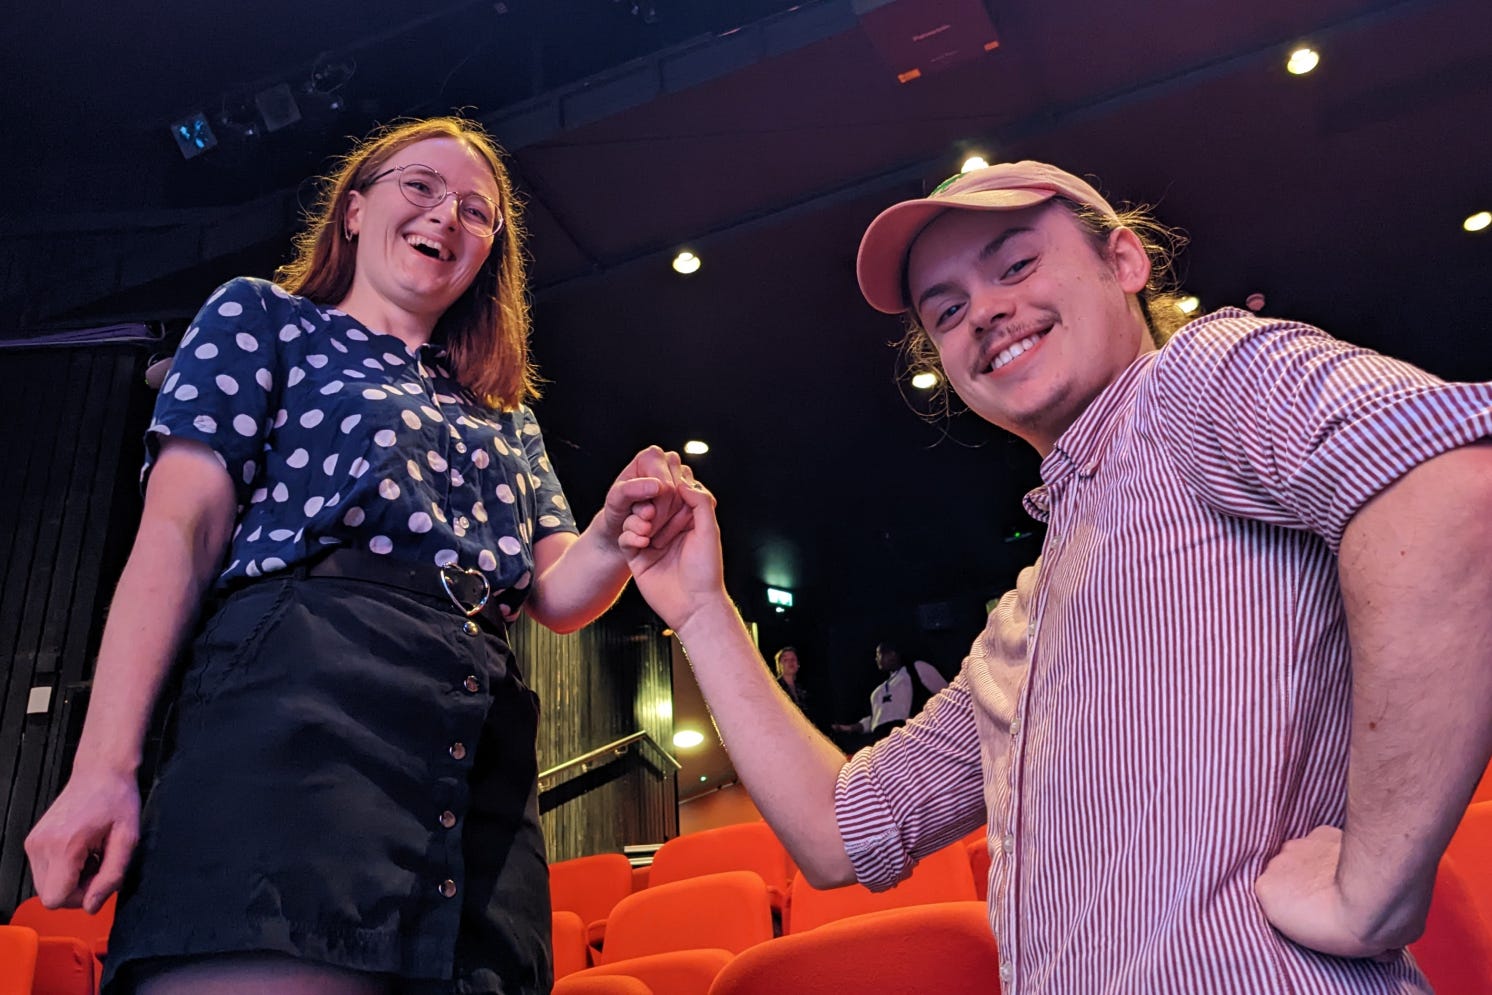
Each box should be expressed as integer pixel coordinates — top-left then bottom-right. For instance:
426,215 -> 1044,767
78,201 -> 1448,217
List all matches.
683,440 -> 710,456
673,730 -> 705,748
672,250 -> 702,275
1287,47 -> 1320,75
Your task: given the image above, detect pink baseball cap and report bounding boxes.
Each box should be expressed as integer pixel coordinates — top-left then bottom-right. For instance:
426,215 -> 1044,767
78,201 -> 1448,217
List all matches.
856,161 -> 1118,314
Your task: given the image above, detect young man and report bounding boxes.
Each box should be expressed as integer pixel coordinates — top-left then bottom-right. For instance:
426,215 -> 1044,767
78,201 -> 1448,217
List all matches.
624,161 -> 1492,993
831,641 -> 948,748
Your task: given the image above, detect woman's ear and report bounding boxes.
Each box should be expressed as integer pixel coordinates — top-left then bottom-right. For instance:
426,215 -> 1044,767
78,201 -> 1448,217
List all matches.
1107,226 -> 1152,295
343,190 -> 364,241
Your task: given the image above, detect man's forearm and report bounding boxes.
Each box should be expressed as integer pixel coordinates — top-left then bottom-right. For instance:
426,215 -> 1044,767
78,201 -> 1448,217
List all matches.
1335,440 -> 1492,945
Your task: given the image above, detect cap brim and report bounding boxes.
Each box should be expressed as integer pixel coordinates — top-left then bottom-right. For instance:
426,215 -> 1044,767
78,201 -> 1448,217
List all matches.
856,188 -> 1056,314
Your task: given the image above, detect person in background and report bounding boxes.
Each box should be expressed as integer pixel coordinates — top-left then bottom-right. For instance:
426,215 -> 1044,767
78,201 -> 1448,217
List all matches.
831,640 -> 947,748
774,646 -> 810,714
621,159 -> 1492,993
25,116 -> 684,995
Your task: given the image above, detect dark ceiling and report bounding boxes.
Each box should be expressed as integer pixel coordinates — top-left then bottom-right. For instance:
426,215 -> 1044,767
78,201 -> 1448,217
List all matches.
5,0 -> 1491,721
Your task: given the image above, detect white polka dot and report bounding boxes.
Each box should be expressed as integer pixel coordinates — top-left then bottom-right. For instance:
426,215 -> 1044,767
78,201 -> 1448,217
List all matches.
246,526 -> 263,542
233,414 -> 258,437
269,529 -> 295,541
193,414 -> 217,433
262,557 -> 286,572
346,328 -> 368,341
369,535 -> 393,555
363,388 -> 387,401
551,494 -> 568,509
498,536 -> 522,556
374,429 -> 397,447
304,496 -> 325,516
307,354 -> 328,369
402,383 -> 423,395
363,358 -> 383,370
522,422 -> 540,437
408,511 -> 433,533
194,342 -> 219,360
326,493 -> 340,506
299,410 -> 324,428
401,410 -> 421,430
514,570 -> 532,590
288,367 -> 305,387
493,437 -> 510,456
255,368 -> 273,390
472,502 -> 488,523
431,503 -> 447,523
434,393 -> 457,405
218,301 -> 243,317
287,448 -> 310,469
163,371 -> 180,393
349,458 -> 370,478
343,507 -> 366,526
242,460 -> 256,484
427,451 -> 448,472
235,332 -> 258,352
274,409 -> 289,428
420,406 -> 442,421
340,414 -> 361,433
495,483 -> 515,504
320,380 -> 345,396
245,560 -> 261,577
215,451 -> 228,469
472,450 -> 490,469
215,374 -> 239,396
406,459 -> 424,481
250,488 -> 268,505
516,474 -> 528,494
272,483 -> 289,502
322,454 -> 339,475
539,514 -> 562,528
181,328 -> 199,347
384,353 -> 406,366
478,549 -> 497,571
450,469 -> 465,487
379,479 -> 401,500
279,324 -> 301,342
434,549 -> 459,567
329,339 -> 349,354
176,383 -> 199,401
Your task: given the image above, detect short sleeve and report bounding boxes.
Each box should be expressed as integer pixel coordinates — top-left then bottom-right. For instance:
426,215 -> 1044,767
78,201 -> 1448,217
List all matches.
516,406 -> 579,541
834,675 -> 985,891
1151,311 -> 1492,553
144,278 -> 284,507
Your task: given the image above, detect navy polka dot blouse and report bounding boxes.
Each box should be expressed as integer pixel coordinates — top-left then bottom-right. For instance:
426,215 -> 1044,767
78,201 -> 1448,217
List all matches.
145,277 -> 579,618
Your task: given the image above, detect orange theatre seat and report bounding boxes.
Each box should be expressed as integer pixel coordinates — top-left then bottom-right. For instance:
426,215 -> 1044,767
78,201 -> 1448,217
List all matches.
786,838 -> 977,934
553,911 -> 591,979
648,822 -> 794,914
709,901 -> 999,994
550,853 -> 637,951
561,871 -> 774,995
1410,801 -> 1492,995
0,925 -> 40,995
553,972 -> 655,994
9,894 -> 116,995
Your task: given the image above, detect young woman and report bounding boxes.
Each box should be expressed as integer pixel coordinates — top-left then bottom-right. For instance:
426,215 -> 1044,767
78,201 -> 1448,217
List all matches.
25,116 -> 684,995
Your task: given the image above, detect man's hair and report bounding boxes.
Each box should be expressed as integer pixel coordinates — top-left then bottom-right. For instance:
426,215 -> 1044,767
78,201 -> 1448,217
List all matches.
275,116 -> 537,411
896,197 -> 1190,416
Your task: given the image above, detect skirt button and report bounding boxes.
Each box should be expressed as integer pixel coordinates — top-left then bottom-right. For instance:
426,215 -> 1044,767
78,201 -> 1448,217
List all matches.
463,619 -> 479,636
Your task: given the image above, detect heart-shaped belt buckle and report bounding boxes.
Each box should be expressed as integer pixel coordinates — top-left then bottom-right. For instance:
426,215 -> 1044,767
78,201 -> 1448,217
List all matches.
439,564 -> 491,618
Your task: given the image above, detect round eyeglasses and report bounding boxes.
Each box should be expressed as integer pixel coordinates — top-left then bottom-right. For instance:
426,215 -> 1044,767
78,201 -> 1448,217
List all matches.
362,163 -> 503,238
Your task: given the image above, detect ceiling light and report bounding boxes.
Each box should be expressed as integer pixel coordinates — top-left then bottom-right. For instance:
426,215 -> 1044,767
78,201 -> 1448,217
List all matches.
683,440 -> 709,455
672,250 -> 701,275
961,155 -> 989,173
1286,47 -> 1319,76
1464,211 -> 1491,233
1177,296 -> 1201,314
674,730 -> 705,749
911,370 -> 940,390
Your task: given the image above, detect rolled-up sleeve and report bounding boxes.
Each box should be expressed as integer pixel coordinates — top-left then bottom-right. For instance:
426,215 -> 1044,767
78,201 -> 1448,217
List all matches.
834,673 -> 985,891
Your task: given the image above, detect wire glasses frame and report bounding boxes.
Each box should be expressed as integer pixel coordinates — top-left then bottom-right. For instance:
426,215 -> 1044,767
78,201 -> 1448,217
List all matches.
361,163 -> 504,238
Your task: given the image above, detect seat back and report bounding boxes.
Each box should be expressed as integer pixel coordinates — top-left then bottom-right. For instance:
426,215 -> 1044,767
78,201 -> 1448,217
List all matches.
710,901 -> 999,994
599,871 -> 773,964
553,910 -> 591,979
0,926 -> 39,995
553,972 -> 655,994
550,853 -> 637,930
786,839 -> 976,934
571,948 -> 733,995
648,823 -> 792,899
10,894 -> 116,956
1410,802 -> 1492,995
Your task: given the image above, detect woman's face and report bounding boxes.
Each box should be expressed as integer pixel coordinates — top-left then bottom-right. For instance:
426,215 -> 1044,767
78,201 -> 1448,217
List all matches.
778,651 -> 800,680
342,136 -> 501,326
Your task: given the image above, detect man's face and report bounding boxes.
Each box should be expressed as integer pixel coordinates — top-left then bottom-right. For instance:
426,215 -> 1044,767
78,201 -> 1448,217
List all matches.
875,645 -> 900,672
906,202 -> 1154,454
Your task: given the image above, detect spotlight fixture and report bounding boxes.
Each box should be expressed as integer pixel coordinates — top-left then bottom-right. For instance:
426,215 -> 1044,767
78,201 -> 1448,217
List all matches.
673,730 -> 705,749
961,155 -> 989,173
1464,211 -> 1491,233
170,112 -> 218,160
1177,295 -> 1201,314
1286,47 -> 1320,75
911,370 -> 940,390
683,440 -> 710,456
672,250 -> 701,275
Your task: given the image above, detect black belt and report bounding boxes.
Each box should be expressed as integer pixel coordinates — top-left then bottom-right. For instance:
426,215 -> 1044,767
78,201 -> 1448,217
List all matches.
305,549 -> 507,632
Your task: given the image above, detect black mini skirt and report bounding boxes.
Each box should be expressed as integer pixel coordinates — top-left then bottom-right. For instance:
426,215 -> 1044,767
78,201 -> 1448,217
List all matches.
102,573 -> 552,994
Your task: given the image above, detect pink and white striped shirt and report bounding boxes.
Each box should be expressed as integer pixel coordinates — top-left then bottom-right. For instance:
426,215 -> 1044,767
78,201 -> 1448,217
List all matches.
836,310 -> 1492,994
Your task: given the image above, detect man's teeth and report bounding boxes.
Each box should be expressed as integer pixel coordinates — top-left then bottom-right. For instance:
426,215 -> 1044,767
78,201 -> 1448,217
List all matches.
990,333 -> 1044,371
405,235 -> 451,261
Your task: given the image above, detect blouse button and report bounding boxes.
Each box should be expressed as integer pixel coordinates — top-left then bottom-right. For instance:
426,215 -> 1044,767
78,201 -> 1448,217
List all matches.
462,620 -> 480,636
456,442 -> 467,453
439,810 -> 457,829
457,516 -> 470,530
449,741 -> 467,760
439,879 -> 457,899
463,675 -> 481,694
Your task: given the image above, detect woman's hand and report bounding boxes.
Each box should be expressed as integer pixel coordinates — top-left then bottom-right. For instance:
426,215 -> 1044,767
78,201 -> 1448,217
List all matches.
599,446 -> 688,551
623,469 -> 725,632
25,767 -> 141,913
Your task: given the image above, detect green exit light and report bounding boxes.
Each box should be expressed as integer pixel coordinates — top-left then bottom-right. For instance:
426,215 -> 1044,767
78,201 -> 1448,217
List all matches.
766,587 -> 794,608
